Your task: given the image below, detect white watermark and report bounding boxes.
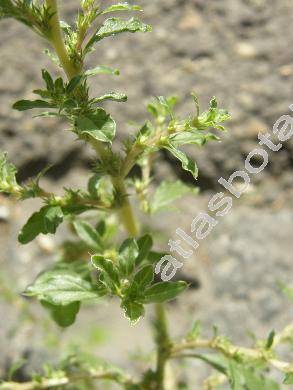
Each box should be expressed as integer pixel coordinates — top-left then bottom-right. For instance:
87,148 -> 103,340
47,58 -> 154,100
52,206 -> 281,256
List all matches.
156,104 -> 293,281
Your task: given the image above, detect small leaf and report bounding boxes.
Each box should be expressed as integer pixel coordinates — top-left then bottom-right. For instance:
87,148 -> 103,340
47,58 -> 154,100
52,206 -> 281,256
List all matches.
0,152 -> 20,193
187,320 -> 201,341
102,3 -> 142,14
24,270 -> 100,305
136,234 -> 153,264
191,353 -> 228,375
91,255 -> 120,291
85,66 -> 120,76
8,359 -> 27,381
163,143 -> 198,179
41,300 -> 80,328
18,206 -> 64,244
169,131 -> 219,147
92,92 -> 127,103
87,174 -> 101,197
66,75 -> 83,93
76,108 -> 116,144
73,220 -> 103,252
283,373 -> 293,385
228,360 -> 243,390
121,301 -> 145,323
42,69 -> 54,91
142,281 -> 187,303
87,17 -> 151,48
266,330 -> 275,349
151,180 -> 197,213
133,265 -> 154,290
118,238 -> 139,277
13,99 -> 55,111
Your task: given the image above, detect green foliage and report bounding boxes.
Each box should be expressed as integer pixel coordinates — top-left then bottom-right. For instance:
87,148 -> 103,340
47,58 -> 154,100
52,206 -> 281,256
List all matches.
24,268 -> 102,305
1,2 -> 290,390
18,205 -> 64,244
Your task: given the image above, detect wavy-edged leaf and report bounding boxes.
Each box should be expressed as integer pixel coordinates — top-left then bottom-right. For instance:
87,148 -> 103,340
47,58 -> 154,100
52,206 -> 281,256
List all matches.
142,281 -> 187,303
0,152 -> 20,193
18,206 -> 64,244
13,99 -> 55,111
87,17 -> 151,48
169,131 -> 219,147
133,264 -> 154,290
91,255 -> 120,291
76,108 -> 116,144
151,180 -> 197,213
102,3 -> 142,14
24,270 -> 100,305
118,238 -> 139,277
73,220 -> 103,252
92,92 -> 127,103
163,143 -> 198,179
85,66 -> 120,77
41,300 -> 80,328
136,234 -> 153,265
121,301 -> 144,323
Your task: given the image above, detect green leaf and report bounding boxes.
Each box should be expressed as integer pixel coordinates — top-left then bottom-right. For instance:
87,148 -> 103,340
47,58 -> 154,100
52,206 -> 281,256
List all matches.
279,282 -> 293,301
147,95 -> 179,120
8,359 -> 27,381
18,206 -> 64,244
151,180 -> 197,213
193,96 -> 231,131
92,92 -> 127,103
284,373 -> 293,385
265,330 -> 275,349
24,270 -> 100,305
0,152 -> 20,193
66,75 -> 83,94
142,281 -> 188,303
186,320 -> 201,341
41,300 -> 80,328
121,301 -> 145,323
76,108 -> 116,144
85,66 -> 120,76
42,69 -> 54,91
12,99 -> 55,111
102,3 -> 142,14
136,234 -> 153,265
118,238 -> 139,277
87,174 -> 101,197
163,143 -> 198,179
228,360 -> 243,390
191,353 -> 228,375
133,265 -> 154,290
91,255 -> 120,291
242,368 -> 280,390
73,220 -> 103,252
87,17 -> 151,47
169,131 -> 219,147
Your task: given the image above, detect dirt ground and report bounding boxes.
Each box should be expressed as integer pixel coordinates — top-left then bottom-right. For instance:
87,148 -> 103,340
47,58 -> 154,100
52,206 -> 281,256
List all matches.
0,0 -> 292,387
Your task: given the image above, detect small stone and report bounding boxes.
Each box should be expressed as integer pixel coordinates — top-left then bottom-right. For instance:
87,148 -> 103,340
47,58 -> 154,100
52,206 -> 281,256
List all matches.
0,205 -> 10,222
279,64 -> 293,77
178,9 -> 203,31
235,42 -> 257,59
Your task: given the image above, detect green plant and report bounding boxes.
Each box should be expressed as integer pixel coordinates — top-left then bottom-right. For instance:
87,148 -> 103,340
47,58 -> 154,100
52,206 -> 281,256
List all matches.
0,1 -> 292,389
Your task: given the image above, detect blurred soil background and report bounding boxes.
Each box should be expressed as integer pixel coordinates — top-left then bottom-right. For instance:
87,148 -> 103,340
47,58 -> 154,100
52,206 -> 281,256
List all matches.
0,0 -> 292,387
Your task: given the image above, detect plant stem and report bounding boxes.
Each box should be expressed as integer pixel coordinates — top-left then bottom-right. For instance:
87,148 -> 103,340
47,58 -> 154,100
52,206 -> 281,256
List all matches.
46,0 -> 80,79
154,303 -> 171,389
112,177 -> 139,237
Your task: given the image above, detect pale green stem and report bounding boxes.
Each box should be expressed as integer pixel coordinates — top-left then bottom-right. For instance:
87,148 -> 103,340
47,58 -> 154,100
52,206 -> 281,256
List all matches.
46,0 -> 80,79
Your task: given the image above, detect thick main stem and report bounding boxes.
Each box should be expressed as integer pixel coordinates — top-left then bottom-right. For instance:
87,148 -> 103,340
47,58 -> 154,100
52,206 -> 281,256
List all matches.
154,303 -> 171,389
46,0 -> 80,79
